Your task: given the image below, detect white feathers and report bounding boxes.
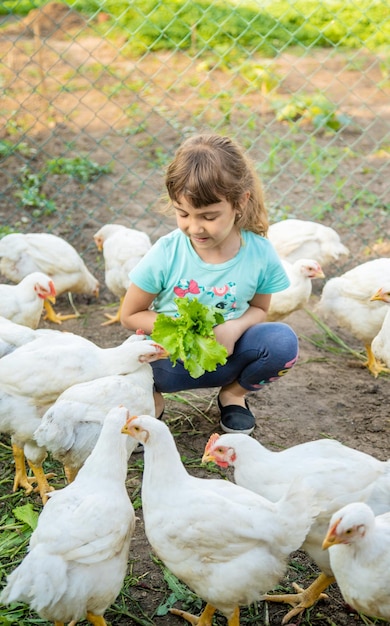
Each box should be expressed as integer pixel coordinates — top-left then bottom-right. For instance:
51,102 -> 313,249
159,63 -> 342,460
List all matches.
268,219 -> 349,267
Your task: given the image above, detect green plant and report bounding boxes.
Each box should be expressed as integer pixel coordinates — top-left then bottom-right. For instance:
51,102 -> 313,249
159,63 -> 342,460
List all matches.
151,297 -> 228,378
0,139 -> 31,159
45,156 -> 113,183
272,94 -> 352,132
302,309 -> 366,362
14,166 -> 57,217
152,556 -> 203,616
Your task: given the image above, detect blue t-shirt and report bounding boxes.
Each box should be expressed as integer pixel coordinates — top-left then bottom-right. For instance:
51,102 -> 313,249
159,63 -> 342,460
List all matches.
129,229 -> 290,320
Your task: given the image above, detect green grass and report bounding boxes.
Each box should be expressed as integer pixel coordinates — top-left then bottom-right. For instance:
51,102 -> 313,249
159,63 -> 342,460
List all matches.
1,0 -> 389,54
301,308 -> 367,361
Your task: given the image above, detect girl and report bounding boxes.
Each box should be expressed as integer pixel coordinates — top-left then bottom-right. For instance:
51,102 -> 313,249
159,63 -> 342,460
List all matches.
120,134 -> 298,434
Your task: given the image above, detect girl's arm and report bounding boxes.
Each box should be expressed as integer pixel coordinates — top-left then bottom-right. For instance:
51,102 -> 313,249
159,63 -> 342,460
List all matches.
213,293 -> 271,356
120,283 -> 158,334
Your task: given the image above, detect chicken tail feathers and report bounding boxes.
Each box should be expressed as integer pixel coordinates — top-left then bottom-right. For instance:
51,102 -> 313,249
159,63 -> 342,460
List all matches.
0,546 -> 67,612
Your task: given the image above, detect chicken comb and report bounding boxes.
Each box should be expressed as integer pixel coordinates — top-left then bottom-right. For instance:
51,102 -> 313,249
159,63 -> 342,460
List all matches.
205,433 -> 220,452
125,414 -> 139,425
48,280 -> 56,297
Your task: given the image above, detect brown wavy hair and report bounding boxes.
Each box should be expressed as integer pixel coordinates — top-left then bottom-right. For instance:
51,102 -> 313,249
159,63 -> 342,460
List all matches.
163,134 -> 268,236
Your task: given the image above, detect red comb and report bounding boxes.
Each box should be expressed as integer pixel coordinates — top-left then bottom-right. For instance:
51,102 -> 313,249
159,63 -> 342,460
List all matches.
205,432 -> 220,452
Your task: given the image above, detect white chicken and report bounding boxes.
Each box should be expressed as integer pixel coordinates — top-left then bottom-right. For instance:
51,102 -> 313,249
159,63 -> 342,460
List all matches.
0,272 -> 56,329
0,232 -> 99,323
0,405 -> 136,626
267,258 -> 324,321
268,219 -> 349,267
370,285 -> 390,370
121,414 -> 317,626
202,432 -> 390,624
316,257 -> 390,377
34,338 -> 167,482
93,223 -> 151,325
0,317 -> 78,358
0,390 -> 53,502
0,316 -> 39,357
0,332 -> 166,406
322,502 -> 390,620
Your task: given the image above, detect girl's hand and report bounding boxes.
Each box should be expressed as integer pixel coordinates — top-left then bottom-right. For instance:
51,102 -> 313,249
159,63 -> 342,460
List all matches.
213,299 -> 270,355
213,320 -> 242,356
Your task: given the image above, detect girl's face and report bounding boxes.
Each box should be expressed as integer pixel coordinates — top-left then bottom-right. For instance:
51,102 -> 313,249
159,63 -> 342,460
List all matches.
174,195 -> 240,254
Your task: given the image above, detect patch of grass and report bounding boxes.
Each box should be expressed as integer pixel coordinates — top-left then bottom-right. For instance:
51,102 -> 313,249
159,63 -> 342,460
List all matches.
14,166 -> 57,217
152,555 -> 203,616
45,156 -> 113,183
0,139 -> 32,159
301,308 -> 366,362
272,93 -> 352,132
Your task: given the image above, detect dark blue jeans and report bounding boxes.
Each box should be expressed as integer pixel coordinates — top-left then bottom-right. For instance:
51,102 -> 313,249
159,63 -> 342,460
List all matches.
151,322 -> 299,393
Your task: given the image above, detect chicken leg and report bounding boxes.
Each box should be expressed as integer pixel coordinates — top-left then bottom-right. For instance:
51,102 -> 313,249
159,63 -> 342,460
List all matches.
86,612 -> 108,626
27,460 -> 55,504
67,611 -> 107,626
43,300 -> 79,324
170,603 -> 217,626
365,343 -> 390,378
101,297 -> 124,326
12,443 -> 35,494
262,572 -> 334,625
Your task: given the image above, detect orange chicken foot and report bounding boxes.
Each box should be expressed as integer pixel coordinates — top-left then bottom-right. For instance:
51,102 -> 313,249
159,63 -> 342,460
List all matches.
171,604 -> 240,626
101,297 -> 124,326
12,444 -> 36,494
27,460 -> 55,504
170,603 -> 217,626
365,343 -> 390,378
43,299 -> 80,324
262,572 -> 334,625
67,611 -> 107,626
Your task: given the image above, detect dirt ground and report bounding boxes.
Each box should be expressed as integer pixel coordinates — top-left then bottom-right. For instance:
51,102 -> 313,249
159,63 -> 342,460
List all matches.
1,5 -> 390,626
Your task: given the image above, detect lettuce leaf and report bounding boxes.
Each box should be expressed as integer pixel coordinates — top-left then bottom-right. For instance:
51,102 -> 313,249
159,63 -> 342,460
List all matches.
151,297 -> 228,378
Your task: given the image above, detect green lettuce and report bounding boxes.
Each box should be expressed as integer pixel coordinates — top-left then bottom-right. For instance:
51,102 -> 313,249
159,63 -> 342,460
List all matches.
151,297 -> 228,378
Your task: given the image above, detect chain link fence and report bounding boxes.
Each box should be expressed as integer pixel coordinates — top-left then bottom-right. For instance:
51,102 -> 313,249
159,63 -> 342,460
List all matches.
0,0 -> 389,271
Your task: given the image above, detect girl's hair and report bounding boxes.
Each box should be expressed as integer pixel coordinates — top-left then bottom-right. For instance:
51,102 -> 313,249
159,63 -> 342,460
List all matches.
164,134 -> 268,236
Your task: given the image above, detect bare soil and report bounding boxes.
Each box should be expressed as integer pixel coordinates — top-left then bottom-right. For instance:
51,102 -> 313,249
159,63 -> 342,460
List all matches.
1,6 -> 390,625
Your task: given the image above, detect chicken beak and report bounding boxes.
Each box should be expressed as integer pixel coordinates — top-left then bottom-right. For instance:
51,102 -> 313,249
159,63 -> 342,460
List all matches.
121,415 -> 139,435
153,344 -> 170,359
322,520 -> 340,550
94,236 -> 103,251
201,451 -> 215,464
370,288 -> 384,302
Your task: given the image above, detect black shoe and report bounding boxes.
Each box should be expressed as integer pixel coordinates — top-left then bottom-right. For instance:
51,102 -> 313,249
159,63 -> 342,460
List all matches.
218,395 -> 255,435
